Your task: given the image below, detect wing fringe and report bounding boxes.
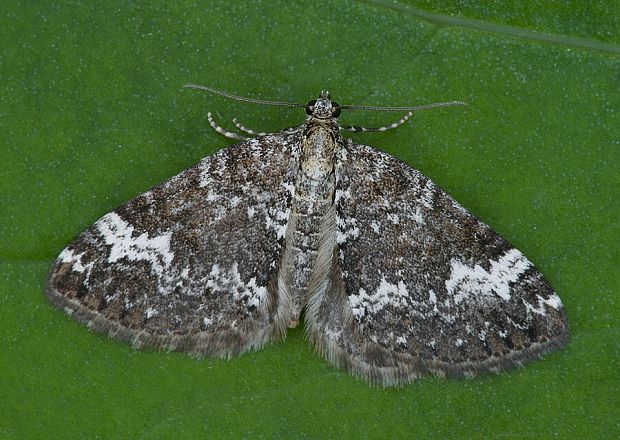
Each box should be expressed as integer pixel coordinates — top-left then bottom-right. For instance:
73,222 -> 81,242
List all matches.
46,265 -> 290,359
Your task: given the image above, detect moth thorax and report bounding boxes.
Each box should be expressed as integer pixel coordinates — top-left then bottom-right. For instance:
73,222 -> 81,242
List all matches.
301,125 -> 337,178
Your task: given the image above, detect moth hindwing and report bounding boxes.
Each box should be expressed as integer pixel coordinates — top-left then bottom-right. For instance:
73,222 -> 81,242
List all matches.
47,88 -> 568,386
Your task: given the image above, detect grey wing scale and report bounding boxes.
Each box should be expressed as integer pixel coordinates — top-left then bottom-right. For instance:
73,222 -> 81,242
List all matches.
306,141 -> 568,386
46,131 -> 300,358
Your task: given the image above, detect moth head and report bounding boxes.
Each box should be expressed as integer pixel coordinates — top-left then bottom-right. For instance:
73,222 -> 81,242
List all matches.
306,91 -> 341,119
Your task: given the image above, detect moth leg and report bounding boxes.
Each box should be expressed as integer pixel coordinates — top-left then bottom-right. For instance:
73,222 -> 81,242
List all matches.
340,111 -> 412,133
207,112 -> 248,140
232,118 -> 302,137
232,118 -> 268,137
282,125 -> 302,134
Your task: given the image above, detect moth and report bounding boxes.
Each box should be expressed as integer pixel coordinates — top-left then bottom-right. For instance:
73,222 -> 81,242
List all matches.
47,85 -> 568,386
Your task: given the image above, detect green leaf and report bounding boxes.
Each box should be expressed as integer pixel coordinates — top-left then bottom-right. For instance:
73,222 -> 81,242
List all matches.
1,1 -> 618,438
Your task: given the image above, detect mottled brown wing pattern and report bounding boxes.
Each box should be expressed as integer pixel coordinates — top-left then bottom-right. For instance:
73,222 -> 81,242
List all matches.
47,132 -> 300,358
47,86 -> 568,387
306,141 -> 568,386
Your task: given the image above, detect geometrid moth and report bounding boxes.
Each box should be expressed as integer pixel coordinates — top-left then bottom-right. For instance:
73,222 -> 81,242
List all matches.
47,85 -> 568,386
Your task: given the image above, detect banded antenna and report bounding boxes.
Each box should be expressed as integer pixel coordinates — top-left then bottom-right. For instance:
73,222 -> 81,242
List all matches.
184,84 -> 466,112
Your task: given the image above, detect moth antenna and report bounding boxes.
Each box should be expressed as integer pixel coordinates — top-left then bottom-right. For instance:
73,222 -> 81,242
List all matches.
184,84 -> 307,109
341,101 -> 467,112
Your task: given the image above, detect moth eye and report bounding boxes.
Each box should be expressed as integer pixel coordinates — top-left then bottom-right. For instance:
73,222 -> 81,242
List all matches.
331,102 -> 341,117
306,100 -> 317,115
